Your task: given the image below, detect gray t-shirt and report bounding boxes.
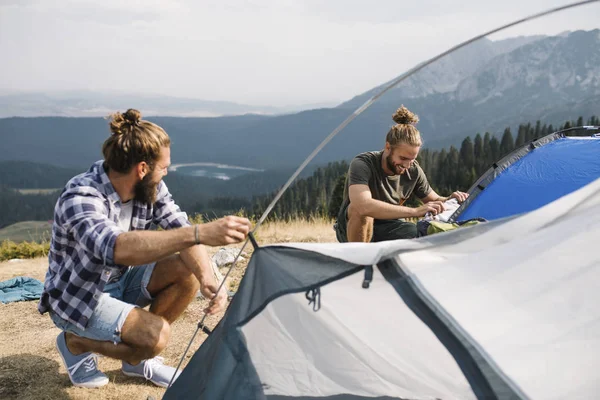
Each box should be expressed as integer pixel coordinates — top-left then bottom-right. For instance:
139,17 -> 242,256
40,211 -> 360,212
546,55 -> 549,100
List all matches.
340,151 -> 432,215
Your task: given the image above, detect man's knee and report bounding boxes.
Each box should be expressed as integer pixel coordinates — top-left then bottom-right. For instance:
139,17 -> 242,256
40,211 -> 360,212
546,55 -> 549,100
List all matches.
141,317 -> 170,359
347,204 -> 374,227
374,221 -> 417,242
123,310 -> 171,359
176,258 -> 200,293
160,254 -> 200,292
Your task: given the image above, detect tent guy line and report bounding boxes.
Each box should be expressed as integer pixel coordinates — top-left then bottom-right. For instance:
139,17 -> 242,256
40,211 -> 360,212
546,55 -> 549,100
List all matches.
167,0 -> 600,390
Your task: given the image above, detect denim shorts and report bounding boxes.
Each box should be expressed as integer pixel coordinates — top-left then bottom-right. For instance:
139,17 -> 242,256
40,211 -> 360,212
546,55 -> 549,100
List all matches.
50,263 -> 155,344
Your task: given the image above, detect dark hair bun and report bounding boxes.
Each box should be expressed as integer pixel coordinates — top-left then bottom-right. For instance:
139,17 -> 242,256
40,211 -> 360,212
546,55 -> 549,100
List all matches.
392,105 -> 419,125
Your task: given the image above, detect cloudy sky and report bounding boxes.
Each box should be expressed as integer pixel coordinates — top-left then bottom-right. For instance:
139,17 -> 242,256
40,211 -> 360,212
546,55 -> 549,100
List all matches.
0,0 -> 598,107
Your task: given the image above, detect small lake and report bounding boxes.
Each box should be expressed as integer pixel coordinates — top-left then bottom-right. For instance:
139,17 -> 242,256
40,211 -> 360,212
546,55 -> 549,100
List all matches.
169,163 -> 263,181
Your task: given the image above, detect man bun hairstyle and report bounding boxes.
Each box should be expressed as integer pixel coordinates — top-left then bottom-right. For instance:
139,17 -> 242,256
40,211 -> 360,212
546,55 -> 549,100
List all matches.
386,105 -> 422,147
103,109 -> 171,173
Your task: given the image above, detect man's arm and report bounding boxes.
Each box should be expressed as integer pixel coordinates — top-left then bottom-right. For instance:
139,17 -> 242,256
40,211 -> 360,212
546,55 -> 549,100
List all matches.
421,189 -> 469,204
349,185 -> 443,219
179,244 -> 226,315
114,216 -> 251,266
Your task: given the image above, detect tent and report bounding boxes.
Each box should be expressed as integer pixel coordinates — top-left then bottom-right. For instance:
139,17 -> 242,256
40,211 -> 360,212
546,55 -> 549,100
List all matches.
450,128 -> 600,222
165,172 -> 600,400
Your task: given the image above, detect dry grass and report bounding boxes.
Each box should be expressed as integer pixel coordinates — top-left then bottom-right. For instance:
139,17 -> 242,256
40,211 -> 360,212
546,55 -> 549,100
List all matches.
0,219 -> 336,399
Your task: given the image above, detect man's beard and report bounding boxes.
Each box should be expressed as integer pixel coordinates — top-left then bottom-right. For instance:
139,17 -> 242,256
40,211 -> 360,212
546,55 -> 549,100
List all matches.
386,154 -> 405,175
134,173 -> 159,204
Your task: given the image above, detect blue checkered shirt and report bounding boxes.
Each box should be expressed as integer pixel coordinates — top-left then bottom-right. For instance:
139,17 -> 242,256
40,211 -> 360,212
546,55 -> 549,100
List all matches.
38,161 -> 191,329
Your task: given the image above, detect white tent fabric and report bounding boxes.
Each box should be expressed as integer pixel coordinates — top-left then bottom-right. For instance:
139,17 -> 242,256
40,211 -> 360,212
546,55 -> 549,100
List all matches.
243,270 -> 475,399
247,177 -> 600,399
166,177 -> 600,400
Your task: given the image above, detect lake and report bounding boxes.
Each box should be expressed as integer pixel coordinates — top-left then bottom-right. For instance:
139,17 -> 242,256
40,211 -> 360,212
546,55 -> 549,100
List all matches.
169,162 -> 263,180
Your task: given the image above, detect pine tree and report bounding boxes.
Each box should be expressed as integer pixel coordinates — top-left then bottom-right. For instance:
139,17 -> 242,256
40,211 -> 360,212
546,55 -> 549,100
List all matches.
459,136 -> 475,170
328,174 -> 347,219
490,136 -> 500,162
515,125 -> 527,148
499,127 -> 514,157
473,134 -> 484,176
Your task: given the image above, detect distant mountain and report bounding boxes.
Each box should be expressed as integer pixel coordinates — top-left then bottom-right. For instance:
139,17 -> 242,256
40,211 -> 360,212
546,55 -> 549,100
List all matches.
455,30 -> 600,104
0,91 -> 326,118
1,30 -> 598,170
339,35 -> 545,108
0,114 -> 273,168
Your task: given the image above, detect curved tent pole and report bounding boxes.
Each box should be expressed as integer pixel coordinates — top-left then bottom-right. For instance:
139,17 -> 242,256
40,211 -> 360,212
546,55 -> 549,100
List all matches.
166,0 -> 600,390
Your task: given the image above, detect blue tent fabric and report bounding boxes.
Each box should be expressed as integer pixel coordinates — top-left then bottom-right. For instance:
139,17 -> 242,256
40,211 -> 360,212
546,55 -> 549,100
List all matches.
0,276 -> 45,304
456,136 -> 600,221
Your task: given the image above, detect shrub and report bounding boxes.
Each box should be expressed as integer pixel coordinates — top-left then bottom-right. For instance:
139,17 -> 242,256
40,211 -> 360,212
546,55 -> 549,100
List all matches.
0,240 -> 50,261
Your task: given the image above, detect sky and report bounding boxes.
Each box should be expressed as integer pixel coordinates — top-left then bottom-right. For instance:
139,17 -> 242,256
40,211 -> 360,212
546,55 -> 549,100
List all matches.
0,0 -> 598,107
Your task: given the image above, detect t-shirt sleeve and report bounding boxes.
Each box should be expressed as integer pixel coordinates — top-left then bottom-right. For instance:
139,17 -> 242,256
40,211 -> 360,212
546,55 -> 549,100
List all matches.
347,157 -> 372,186
413,164 -> 432,199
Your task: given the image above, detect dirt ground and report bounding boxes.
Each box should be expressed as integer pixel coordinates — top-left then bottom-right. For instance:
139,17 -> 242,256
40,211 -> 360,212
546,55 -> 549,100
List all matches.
0,219 -> 336,400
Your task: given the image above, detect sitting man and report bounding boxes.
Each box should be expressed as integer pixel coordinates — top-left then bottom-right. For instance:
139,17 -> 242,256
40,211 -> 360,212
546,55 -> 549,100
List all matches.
38,109 -> 252,388
335,105 -> 468,243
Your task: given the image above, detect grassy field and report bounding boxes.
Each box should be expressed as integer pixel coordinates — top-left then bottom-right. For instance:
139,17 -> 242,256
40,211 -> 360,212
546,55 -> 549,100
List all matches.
0,221 -> 52,243
0,218 -> 336,400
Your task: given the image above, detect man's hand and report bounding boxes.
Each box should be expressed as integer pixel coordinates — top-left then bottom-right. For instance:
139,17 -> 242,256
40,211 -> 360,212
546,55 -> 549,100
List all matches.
449,191 -> 469,203
196,216 -> 252,246
200,279 -> 228,315
413,201 -> 445,217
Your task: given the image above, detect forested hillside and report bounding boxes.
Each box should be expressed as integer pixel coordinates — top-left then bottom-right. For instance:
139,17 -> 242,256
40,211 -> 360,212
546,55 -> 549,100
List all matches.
247,116 -> 599,221
1,116 -> 597,228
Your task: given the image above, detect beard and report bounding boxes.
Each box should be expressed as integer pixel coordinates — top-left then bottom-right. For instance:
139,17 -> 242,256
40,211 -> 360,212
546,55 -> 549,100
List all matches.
134,172 -> 159,204
386,153 -> 406,176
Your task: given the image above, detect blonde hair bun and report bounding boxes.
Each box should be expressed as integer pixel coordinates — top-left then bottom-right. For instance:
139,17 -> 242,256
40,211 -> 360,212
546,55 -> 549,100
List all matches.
109,108 -> 142,136
392,105 -> 419,125
122,109 -> 142,124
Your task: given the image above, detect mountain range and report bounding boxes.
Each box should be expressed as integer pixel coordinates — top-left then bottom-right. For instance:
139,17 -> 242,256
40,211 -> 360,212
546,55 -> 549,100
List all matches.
0,90 -> 336,118
1,30 -> 598,170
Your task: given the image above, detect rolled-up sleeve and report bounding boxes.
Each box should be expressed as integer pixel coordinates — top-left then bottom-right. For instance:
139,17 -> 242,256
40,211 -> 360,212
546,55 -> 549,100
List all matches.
153,181 -> 191,230
60,190 -> 123,266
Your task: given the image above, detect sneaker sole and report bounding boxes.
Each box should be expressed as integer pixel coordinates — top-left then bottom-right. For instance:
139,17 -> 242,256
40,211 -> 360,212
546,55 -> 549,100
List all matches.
55,339 -> 109,389
122,370 -> 169,388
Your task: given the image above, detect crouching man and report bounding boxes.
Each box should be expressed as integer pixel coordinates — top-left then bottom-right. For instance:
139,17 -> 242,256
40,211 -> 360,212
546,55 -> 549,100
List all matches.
38,109 -> 252,388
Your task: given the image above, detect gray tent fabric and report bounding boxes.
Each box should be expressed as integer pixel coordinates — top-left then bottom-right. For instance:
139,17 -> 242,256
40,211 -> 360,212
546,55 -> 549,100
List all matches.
165,248 -> 367,400
165,177 -> 600,400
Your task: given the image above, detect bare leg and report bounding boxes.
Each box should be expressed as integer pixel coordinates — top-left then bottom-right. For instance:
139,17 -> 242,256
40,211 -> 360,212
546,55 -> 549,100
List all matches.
64,253 -> 199,364
346,204 -> 374,242
65,308 -> 169,365
146,253 -> 200,324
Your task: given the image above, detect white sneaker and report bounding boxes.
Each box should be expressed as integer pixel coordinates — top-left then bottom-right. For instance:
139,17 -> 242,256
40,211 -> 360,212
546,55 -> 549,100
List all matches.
122,356 -> 181,388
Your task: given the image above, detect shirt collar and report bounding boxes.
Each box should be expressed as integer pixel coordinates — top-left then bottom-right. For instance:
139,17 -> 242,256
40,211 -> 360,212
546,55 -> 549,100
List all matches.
95,161 -> 122,205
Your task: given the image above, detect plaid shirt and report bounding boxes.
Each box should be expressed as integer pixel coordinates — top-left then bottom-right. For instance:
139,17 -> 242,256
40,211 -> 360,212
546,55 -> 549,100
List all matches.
38,160 -> 191,329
